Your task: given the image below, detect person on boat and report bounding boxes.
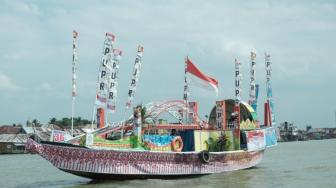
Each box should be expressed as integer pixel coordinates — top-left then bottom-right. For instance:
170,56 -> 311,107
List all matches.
170,129 -> 177,136
228,112 -> 238,128
133,106 -> 142,142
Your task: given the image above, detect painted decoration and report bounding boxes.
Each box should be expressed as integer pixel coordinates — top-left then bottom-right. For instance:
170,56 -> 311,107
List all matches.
126,45 -> 144,108
240,119 -> 259,130
96,33 -> 115,106
194,130 -> 234,152
26,138 -> 264,176
246,129 -> 266,151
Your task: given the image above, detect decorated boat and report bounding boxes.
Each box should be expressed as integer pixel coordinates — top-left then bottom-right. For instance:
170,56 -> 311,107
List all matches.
26,32 -> 278,180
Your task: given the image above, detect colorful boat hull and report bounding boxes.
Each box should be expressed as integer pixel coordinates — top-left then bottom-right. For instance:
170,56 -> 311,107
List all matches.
26,138 -> 264,180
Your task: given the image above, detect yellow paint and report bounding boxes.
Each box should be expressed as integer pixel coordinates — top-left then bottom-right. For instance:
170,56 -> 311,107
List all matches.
194,130 -> 235,151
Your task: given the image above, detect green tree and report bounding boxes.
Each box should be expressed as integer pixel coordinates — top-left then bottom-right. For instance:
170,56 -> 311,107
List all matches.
32,119 -> 40,126
49,117 -> 57,124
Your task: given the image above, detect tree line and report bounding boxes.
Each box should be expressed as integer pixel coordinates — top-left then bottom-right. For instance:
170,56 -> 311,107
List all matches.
49,117 -> 91,127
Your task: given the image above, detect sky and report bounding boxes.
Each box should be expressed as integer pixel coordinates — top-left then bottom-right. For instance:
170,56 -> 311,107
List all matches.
0,0 -> 336,128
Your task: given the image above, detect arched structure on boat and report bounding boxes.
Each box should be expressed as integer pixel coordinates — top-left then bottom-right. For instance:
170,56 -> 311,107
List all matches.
143,100 -> 188,123
208,99 -> 258,127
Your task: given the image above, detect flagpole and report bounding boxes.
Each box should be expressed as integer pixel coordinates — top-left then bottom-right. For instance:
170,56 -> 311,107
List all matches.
71,98 -> 75,136
71,30 -> 78,137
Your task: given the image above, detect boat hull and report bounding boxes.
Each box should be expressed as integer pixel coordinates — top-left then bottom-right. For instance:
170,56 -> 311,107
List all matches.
26,138 -> 264,180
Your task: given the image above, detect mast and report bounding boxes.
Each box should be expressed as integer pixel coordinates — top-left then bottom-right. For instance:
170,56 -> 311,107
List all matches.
71,30 -> 78,136
234,58 -> 241,150
249,52 -> 257,111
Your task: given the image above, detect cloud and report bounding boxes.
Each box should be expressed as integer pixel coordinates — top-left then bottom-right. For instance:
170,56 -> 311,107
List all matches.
0,73 -> 19,91
0,0 -> 335,127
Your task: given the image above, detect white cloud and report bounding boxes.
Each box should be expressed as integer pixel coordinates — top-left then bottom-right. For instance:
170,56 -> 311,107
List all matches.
0,0 -> 335,127
4,0 -> 41,16
0,73 -> 19,91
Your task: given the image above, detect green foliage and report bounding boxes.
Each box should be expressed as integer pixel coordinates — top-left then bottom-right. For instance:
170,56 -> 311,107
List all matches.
49,117 -> 91,127
204,133 -> 231,152
32,119 -> 41,126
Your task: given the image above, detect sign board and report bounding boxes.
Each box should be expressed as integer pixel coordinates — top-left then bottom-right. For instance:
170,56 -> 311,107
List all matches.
86,133 -> 94,146
246,129 -> 266,151
50,130 -> 65,142
265,127 -> 278,147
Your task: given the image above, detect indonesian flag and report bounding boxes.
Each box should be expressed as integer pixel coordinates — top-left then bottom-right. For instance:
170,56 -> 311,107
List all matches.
186,58 -> 219,95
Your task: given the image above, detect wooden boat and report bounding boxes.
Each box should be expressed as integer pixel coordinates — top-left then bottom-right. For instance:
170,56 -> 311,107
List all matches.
25,32 -> 277,180
26,138 -> 264,180
26,99 -> 276,180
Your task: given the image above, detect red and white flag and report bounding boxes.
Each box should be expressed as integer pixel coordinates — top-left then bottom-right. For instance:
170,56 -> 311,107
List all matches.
186,58 -> 219,95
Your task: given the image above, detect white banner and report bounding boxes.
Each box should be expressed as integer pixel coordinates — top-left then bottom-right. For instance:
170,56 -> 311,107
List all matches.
235,59 -> 242,103
126,45 -> 144,108
72,30 -> 78,97
249,52 -> 256,102
96,33 -> 115,106
247,129 -> 266,151
107,49 -> 122,112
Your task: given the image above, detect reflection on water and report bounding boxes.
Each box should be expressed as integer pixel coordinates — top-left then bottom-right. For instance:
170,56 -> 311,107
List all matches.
0,139 -> 335,188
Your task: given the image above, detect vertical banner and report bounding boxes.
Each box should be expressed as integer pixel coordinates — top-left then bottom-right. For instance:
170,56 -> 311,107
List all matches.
234,59 -> 242,150
265,53 -> 276,126
72,30 -> 79,98
96,33 -> 115,106
183,58 -> 189,123
215,101 -> 226,130
71,30 -> 79,137
249,52 -> 257,110
234,59 -> 242,125
107,49 -> 122,112
126,45 -> 144,108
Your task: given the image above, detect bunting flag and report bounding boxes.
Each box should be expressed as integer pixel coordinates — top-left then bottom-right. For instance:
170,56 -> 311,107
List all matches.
106,49 -> 122,112
126,45 -> 144,108
72,30 -> 78,97
96,33 -> 115,106
186,58 -> 218,95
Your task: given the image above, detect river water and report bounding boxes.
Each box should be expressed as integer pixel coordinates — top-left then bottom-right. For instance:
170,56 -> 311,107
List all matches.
0,139 -> 335,188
